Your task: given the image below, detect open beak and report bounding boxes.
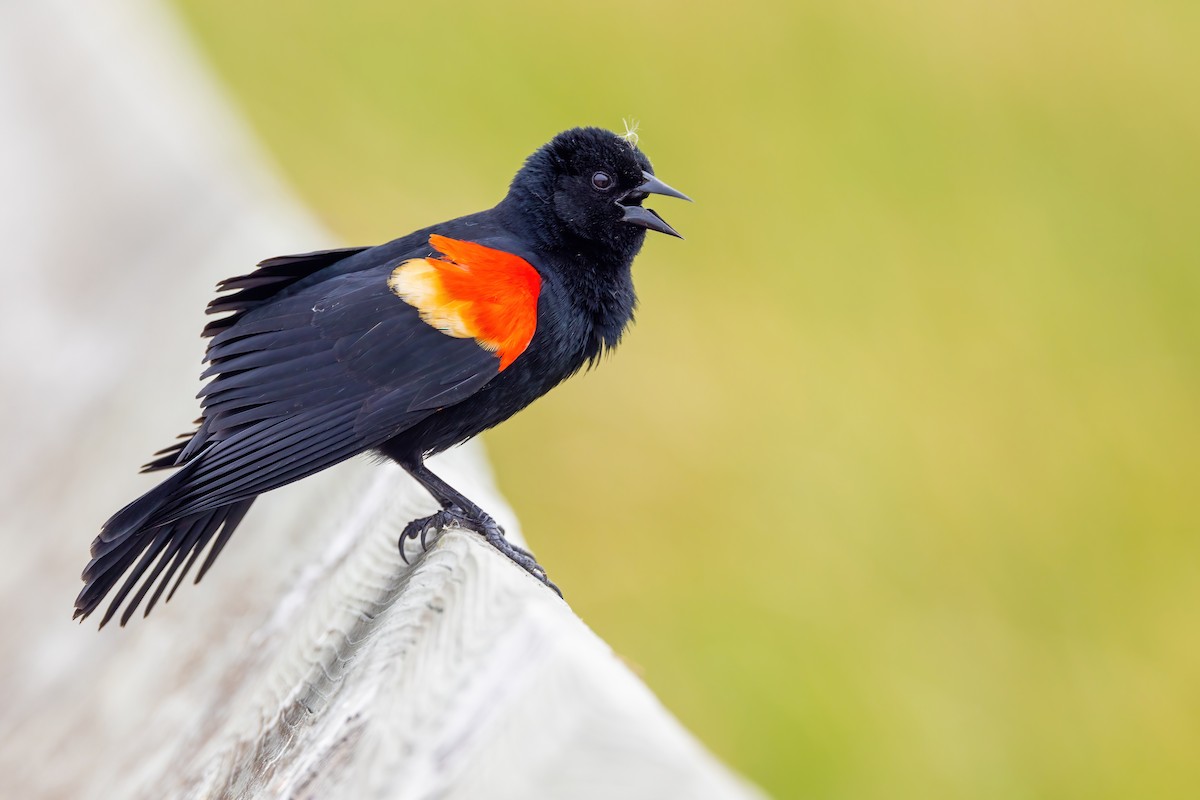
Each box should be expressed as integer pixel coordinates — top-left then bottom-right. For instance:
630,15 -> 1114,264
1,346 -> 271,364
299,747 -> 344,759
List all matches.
618,170 -> 692,239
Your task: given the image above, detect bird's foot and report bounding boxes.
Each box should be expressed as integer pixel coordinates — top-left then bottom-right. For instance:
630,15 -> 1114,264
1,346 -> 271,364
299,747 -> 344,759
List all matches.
479,520 -> 562,598
398,506 -> 561,597
399,508 -> 460,560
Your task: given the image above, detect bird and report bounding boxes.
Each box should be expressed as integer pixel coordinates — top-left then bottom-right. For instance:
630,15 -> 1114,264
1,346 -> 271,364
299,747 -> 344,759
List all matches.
74,126 -> 689,627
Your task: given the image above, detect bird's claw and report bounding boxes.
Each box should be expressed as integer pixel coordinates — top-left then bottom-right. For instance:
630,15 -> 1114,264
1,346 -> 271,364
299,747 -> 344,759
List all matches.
397,507 -> 561,597
398,508 -> 457,563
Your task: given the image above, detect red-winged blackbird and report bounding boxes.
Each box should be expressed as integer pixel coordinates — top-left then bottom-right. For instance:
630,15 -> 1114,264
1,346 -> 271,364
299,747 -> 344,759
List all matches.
75,127 -> 688,627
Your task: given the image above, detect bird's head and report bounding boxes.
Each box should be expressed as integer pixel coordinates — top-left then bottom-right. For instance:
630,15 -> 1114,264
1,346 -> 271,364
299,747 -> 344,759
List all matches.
504,127 -> 690,259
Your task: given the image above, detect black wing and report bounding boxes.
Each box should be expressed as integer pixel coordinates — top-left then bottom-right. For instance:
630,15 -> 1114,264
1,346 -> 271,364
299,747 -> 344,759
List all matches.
78,246 -> 508,625
146,245 -> 372,470
155,264 -> 505,521
200,245 -> 372,338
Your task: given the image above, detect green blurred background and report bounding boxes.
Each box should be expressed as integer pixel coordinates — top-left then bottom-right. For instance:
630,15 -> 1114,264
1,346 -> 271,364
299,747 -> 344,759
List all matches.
171,1 -> 1199,796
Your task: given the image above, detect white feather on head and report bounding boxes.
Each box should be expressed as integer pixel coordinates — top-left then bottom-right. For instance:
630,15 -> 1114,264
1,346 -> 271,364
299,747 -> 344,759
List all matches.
619,118 -> 640,148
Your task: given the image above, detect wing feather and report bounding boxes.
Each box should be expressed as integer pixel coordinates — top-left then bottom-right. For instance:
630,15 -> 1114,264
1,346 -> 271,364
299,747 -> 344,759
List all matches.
79,235 -> 541,625
141,251 -> 514,527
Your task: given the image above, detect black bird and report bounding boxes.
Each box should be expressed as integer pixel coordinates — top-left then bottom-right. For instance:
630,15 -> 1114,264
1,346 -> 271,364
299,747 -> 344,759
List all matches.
75,127 -> 689,627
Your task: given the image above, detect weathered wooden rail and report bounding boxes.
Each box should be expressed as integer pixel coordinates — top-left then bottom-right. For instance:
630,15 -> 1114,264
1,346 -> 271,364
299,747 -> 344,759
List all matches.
0,1 -> 761,797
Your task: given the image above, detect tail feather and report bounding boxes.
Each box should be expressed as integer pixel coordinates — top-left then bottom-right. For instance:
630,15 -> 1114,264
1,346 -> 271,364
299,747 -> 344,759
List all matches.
119,499 -> 250,626
75,484 -> 256,627
93,525 -> 177,628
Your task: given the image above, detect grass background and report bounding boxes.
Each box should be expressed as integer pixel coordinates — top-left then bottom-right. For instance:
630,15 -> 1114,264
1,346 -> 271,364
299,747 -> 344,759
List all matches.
170,1 -> 1200,796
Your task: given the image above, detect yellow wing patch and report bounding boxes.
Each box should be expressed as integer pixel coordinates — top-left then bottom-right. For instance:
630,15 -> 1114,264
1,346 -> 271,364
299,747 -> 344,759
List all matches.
388,258 -> 475,340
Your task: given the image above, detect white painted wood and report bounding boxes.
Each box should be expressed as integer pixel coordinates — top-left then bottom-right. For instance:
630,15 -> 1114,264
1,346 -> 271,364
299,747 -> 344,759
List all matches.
0,1 -> 763,797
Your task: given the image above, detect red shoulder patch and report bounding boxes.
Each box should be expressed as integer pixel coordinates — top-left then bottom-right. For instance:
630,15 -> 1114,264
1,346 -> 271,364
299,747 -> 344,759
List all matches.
388,235 -> 541,370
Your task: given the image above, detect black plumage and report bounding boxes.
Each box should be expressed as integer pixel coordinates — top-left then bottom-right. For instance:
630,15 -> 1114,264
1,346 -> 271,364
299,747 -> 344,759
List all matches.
75,127 -> 688,626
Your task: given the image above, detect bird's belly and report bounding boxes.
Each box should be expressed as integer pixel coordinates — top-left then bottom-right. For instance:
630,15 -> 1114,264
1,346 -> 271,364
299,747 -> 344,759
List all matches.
379,340 -> 583,462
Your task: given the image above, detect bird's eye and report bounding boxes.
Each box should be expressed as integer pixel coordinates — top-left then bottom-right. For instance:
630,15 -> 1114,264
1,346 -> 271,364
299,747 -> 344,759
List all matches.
591,171 -> 614,191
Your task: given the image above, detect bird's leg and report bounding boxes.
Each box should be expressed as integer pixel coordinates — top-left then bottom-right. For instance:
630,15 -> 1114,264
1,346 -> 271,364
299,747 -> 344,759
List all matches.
398,461 -> 561,597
